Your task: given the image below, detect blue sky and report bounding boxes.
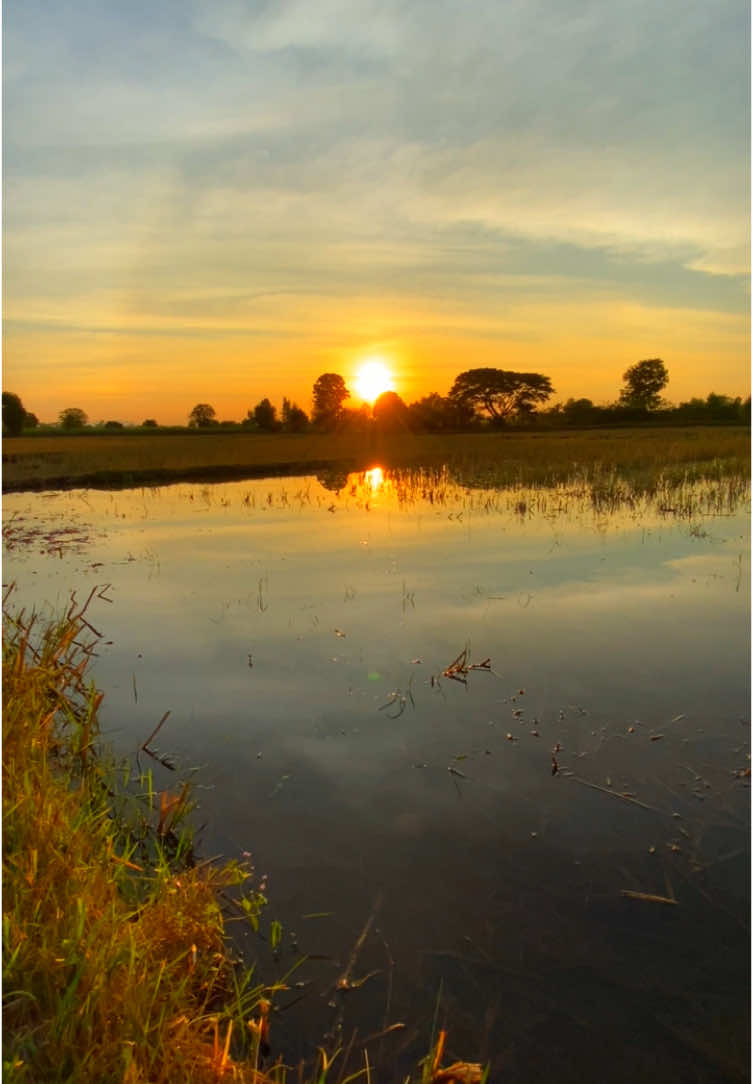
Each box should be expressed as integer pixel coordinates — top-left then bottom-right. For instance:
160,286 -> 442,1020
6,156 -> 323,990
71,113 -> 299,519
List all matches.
3,0 -> 749,423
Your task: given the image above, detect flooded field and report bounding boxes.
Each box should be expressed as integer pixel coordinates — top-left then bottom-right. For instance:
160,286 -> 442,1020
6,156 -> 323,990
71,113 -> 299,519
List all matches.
3,466 -> 750,1081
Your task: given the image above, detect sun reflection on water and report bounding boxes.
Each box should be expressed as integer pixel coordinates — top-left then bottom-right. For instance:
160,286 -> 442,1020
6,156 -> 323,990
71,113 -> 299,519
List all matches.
364,466 -> 384,492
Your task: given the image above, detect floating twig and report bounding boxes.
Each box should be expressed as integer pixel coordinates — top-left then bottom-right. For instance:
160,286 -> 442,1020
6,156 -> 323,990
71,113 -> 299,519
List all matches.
442,647 -> 494,684
443,647 -> 468,682
140,711 -> 175,769
620,890 -> 677,906
566,775 -> 660,812
141,710 -> 171,751
332,893 -> 383,1008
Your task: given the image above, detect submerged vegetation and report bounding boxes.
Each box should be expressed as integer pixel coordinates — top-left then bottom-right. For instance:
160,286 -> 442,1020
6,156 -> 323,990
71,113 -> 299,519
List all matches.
2,589 -> 483,1083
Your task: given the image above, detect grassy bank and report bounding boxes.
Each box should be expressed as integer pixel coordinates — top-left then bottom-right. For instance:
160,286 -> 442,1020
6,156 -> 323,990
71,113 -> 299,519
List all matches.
2,426 -> 749,492
2,589 -> 278,1083
2,591 -> 482,1084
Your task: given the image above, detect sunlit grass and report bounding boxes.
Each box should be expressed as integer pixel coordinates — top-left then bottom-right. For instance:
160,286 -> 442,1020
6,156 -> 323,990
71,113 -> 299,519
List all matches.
1,588 -> 286,1083
2,426 -> 748,492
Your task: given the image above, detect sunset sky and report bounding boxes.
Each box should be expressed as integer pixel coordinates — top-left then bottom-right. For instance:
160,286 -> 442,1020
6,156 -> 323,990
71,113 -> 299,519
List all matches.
3,0 -> 750,425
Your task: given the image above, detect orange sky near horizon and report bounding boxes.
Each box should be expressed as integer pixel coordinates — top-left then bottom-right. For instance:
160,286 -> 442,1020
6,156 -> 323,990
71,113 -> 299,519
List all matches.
4,297 -> 748,426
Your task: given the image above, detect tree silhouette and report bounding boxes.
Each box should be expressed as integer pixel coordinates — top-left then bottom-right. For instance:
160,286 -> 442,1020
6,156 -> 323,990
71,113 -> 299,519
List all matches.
407,393 -> 476,432
59,407 -> 89,430
312,373 -> 350,429
281,397 -> 309,432
561,398 -> 597,425
2,392 -> 27,436
373,390 -> 409,432
252,398 -> 279,431
619,359 -> 668,410
188,403 -> 216,428
142,418 -> 158,427
449,368 -> 554,422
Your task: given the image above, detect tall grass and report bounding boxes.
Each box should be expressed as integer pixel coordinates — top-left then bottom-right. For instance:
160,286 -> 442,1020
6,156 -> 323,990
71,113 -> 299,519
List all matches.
2,587 -> 286,1083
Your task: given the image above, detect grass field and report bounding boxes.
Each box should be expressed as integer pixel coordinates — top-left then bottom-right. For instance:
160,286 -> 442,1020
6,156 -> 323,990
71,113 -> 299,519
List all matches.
3,425 -> 749,492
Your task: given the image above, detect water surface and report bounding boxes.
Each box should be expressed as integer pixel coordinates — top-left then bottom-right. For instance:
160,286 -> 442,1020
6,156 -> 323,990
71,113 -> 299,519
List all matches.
3,469 -> 750,1080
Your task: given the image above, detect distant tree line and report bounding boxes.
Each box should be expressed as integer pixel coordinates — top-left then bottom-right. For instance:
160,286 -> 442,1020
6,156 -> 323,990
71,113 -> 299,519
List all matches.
3,360 -> 750,437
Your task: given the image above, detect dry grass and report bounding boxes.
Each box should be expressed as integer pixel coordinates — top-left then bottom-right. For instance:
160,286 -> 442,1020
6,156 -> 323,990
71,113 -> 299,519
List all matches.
2,426 -> 749,491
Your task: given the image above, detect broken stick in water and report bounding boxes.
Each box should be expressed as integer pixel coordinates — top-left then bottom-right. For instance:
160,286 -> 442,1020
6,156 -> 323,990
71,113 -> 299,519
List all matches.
620,890 -> 678,906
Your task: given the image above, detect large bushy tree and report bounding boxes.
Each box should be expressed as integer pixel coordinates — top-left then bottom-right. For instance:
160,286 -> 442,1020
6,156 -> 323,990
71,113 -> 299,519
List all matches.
312,373 -> 350,429
619,359 -> 668,410
59,407 -> 89,430
2,392 -> 27,436
449,368 -> 554,422
188,403 -> 216,428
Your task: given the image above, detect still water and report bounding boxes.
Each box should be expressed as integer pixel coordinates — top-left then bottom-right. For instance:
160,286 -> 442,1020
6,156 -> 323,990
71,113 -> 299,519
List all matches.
3,468 -> 750,1081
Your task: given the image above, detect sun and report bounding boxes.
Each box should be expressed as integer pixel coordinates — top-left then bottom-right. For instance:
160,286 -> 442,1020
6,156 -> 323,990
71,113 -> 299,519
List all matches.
354,359 -> 395,404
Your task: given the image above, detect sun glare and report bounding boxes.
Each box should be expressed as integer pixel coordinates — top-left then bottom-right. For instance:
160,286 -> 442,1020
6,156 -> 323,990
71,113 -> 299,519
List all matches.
354,359 -> 394,404
364,466 -> 384,492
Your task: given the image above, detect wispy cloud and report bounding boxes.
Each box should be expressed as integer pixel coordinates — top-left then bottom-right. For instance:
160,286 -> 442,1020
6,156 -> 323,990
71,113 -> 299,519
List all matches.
3,0 -> 748,420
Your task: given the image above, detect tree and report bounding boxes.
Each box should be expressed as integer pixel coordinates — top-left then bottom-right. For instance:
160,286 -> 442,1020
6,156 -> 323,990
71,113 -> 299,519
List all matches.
339,404 -> 372,434
619,359 -> 668,410
2,392 -> 27,436
252,398 -> 279,431
312,373 -> 350,429
449,368 -> 554,422
704,392 -> 743,421
104,420 -> 124,429
407,393 -> 477,432
281,397 -> 309,432
24,412 -> 39,429
188,403 -> 216,428
373,390 -> 409,432
59,407 -> 89,430
561,398 -> 598,426
142,418 -> 158,428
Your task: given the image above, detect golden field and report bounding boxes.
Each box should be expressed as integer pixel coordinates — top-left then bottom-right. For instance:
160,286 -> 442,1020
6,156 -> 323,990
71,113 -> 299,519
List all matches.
3,426 -> 749,492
